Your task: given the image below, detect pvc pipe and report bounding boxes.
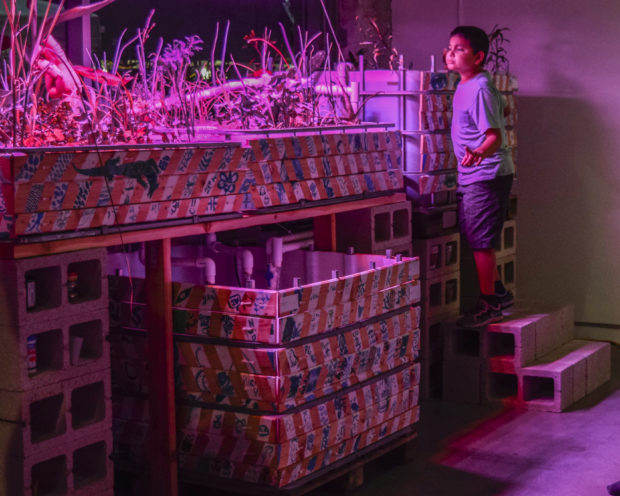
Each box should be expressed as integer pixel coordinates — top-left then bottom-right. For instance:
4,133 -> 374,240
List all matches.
266,263 -> 281,290
206,233 -> 254,286
344,247 -> 357,275
241,249 -> 254,282
265,236 -> 314,290
283,238 -> 314,253
270,237 -> 284,267
279,231 -> 313,243
305,250 -> 321,284
171,256 -> 217,285
350,81 -> 360,115
314,84 -> 356,97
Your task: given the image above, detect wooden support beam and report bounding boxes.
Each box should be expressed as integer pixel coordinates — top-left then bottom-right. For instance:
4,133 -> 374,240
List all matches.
5,193 -> 407,259
144,238 -> 178,496
313,213 -> 337,251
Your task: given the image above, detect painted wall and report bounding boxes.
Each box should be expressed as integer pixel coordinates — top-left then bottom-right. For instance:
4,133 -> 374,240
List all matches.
393,0 -> 620,326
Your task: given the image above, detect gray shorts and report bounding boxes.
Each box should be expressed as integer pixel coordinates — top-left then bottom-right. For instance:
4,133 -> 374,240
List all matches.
457,175 -> 513,250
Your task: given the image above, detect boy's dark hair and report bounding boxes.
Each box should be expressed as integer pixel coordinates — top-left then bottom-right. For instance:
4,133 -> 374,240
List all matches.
450,26 -> 489,64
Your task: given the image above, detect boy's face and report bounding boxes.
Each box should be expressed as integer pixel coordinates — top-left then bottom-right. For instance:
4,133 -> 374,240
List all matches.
444,34 -> 484,77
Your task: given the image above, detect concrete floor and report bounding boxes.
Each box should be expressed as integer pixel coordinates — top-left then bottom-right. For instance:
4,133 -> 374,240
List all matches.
311,344 -> 620,496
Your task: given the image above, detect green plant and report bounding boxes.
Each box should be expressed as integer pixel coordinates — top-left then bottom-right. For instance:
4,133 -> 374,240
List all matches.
487,25 -> 510,74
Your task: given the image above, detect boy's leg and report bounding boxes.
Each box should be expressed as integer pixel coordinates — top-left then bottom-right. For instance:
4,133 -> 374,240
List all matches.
475,248 -> 513,308
457,176 -> 513,328
473,248 -> 496,296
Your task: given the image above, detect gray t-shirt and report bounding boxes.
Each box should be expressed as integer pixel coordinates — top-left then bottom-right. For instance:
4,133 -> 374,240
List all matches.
451,71 -> 514,185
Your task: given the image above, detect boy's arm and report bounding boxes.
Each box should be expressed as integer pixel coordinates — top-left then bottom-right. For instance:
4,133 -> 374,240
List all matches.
462,128 -> 502,166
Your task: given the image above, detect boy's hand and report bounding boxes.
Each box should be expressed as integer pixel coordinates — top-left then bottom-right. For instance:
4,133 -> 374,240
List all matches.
462,130 -> 502,166
462,146 -> 484,166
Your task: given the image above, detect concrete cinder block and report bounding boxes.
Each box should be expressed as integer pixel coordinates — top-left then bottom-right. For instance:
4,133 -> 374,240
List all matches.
496,253 -> 517,297
583,340 -> 611,394
336,201 -> 412,253
558,303 -> 576,345
521,362 -> 574,413
0,369 -> 112,459
507,194 -> 518,220
70,428 -> 114,495
111,355 -> 150,396
485,371 -> 519,405
0,309 -> 109,392
496,219 -> 516,259
419,316 -> 445,399
0,426 -> 113,496
520,339 -> 608,412
112,417 -> 150,466
572,359 -> 587,403
443,320 -> 483,359
0,248 -> 108,328
112,395 -> 150,423
443,356 -> 483,404
486,311 -> 537,371
413,231 -> 460,280
421,272 -> 460,321
412,204 -> 458,239
525,302 -> 575,358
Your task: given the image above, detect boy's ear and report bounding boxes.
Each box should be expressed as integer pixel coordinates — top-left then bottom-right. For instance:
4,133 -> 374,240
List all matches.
474,50 -> 485,67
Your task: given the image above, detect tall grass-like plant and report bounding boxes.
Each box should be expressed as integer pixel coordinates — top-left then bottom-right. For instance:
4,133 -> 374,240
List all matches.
487,25 -> 511,74
0,1 -> 362,147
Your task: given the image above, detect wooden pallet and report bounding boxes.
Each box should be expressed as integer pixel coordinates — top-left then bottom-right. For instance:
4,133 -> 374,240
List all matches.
178,425 -> 418,496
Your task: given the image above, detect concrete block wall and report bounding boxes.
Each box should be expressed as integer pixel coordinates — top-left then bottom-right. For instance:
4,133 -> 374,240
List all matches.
0,248 -> 112,496
413,231 -> 460,279
0,369 -> 112,456
0,309 -> 109,392
414,231 -> 462,399
420,271 -> 460,323
419,317 -> 445,399
0,427 -> 113,496
0,248 -> 108,328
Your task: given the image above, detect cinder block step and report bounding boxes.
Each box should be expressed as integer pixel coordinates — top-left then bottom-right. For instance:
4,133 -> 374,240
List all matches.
521,340 -> 611,412
486,370 -> 520,405
444,302 -> 574,373
413,231 -> 460,279
441,302 -> 587,410
509,301 -> 574,359
485,309 -> 537,374
0,248 -> 108,328
0,369 -> 112,459
0,309 -> 109,392
0,426 -> 113,496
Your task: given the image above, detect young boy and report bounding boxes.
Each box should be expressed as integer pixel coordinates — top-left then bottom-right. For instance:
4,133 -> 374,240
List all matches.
444,26 -> 514,328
